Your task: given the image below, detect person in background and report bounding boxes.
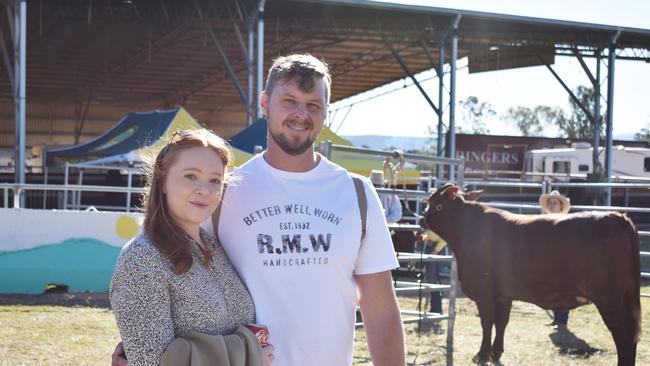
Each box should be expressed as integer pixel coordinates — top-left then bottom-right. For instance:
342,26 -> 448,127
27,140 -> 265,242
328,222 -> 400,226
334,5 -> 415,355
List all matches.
539,190 -> 572,330
110,129 -> 274,366
370,169 -> 402,224
416,229 -> 447,314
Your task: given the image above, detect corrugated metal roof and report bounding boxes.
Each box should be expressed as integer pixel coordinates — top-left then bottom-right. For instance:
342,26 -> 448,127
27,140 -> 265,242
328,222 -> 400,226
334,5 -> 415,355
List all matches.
0,0 -> 648,146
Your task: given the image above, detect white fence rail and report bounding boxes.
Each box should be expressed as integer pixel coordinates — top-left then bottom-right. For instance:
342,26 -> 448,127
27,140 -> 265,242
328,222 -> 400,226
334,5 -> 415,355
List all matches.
0,183 -> 145,212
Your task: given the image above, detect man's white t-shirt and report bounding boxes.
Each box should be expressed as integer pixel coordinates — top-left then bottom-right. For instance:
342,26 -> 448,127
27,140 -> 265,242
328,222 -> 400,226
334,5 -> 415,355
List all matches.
203,153 -> 398,366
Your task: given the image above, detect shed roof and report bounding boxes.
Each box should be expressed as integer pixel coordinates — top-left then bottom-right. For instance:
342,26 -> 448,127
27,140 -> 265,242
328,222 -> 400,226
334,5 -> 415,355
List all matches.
1,0 -> 649,142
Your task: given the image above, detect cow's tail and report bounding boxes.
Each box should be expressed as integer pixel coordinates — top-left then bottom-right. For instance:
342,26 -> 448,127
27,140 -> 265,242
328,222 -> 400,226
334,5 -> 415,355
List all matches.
622,213 -> 641,343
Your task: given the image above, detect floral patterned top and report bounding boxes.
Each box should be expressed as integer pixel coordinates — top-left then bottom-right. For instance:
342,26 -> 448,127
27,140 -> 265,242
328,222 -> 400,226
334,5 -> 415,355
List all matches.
110,229 -> 255,366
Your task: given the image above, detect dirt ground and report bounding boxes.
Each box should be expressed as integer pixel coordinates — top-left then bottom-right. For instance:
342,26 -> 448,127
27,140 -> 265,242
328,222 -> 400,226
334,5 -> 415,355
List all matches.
0,292 -> 111,307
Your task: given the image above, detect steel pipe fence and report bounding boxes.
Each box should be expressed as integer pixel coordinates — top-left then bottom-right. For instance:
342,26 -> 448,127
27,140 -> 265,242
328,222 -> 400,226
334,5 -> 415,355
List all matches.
325,143 -> 650,329
0,183 -> 146,211
322,142 -> 465,345
393,178 -> 650,314
640,231 -> 650,297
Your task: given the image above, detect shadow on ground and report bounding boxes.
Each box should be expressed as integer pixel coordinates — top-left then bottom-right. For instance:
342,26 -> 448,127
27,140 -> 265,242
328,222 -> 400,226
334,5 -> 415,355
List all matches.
549,328 -> 601,358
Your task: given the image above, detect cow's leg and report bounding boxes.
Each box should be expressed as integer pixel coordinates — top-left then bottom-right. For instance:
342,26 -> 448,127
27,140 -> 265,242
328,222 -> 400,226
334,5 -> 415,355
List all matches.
491,300 -> 512,361
594,301 -> 637,366
474,300 -> 495,363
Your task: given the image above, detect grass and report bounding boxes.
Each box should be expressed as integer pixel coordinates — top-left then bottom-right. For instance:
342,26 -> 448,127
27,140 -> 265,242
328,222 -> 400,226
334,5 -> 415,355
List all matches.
0,305 -> 120,366
355,288 -> 650,365
0,288 -> 648,366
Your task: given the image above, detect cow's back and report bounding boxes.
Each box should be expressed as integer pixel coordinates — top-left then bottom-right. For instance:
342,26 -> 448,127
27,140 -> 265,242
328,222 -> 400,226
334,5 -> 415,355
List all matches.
489,211 -> 638,309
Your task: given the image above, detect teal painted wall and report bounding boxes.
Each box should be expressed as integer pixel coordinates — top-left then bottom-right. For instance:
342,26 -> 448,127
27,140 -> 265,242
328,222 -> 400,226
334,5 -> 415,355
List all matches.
0,238 -> 120,294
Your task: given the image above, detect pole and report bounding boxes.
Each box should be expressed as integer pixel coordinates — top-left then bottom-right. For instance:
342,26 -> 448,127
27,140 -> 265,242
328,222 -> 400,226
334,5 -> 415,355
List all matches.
256,0 -> 266,119
14,0 -> 27,208
448,15 -> 460,180
437,35 -> 445,180
605,31 -> 620,206
593,48 -> 601,179
247,17 -> 255,125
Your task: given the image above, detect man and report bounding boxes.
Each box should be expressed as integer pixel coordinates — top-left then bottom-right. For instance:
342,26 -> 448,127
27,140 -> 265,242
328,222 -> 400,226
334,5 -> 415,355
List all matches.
539,190 -> 572,330
370,169 -> 402,224
416,229 -> 447,314
112,54 -> 405,365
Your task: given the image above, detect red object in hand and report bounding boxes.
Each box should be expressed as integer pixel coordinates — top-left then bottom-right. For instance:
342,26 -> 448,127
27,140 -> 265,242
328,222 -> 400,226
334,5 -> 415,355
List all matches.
245,324 -> 269,347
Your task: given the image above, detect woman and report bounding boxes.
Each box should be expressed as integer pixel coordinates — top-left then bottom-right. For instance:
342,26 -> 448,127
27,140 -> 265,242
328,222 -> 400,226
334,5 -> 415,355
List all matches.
539,190 -> 571,330
110,129 -> 274,366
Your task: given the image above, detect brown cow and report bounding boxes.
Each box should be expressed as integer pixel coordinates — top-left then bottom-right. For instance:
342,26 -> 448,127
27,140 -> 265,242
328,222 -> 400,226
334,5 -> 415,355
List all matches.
420,184 -> 641,366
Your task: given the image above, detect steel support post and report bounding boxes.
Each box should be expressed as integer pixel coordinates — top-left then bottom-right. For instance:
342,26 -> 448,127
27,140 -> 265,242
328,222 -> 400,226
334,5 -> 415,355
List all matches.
605,32 -> 620,206
64,162 -> 69,209
126,167 -> 133,212
77,169 -> 83,209
14,0 -> 26,201
446,257 -> 457,349
593,49 -> 601,178
448,15 -> 460,180
42,166 -> 48,208
256,0 -> 266,119
318,140 -> 332,160
437,36 -> 445,180
247,19 -> 255,125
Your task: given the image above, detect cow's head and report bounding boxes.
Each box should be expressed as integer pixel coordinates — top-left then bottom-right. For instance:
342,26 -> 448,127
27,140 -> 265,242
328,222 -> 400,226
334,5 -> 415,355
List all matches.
419,183 -> 472,237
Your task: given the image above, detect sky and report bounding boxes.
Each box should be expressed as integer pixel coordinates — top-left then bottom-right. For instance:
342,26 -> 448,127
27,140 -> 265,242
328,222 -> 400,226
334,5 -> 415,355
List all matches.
330,0 -> 650,139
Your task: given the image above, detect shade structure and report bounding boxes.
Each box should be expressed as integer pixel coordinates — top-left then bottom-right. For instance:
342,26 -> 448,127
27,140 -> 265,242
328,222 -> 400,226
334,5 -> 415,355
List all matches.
44,108 -> 252,168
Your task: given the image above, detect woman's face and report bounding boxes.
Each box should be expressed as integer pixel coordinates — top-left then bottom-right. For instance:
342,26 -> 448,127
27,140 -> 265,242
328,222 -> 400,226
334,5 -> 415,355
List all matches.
163,146 -> 225,234
546,198 -> 563,213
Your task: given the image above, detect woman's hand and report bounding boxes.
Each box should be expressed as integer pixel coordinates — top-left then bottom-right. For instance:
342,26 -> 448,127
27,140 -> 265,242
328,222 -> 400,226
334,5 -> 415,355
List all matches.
261,343 -> 275,366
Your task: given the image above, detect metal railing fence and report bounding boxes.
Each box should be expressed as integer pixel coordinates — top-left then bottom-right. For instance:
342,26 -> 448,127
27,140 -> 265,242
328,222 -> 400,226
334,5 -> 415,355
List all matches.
320,142 -> 465,348
0,183 -> 146,212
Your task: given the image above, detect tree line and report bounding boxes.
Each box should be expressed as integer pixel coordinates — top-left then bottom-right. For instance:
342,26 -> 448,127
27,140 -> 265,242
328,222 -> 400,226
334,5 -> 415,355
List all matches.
455,85 -> 650,143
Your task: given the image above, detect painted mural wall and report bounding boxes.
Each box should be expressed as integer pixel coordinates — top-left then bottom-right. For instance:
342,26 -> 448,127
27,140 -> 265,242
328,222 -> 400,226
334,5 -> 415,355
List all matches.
0,208 -> 142,293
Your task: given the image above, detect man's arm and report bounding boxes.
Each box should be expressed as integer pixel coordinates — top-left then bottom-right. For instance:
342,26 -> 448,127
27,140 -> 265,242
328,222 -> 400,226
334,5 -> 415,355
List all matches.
355,270 -> 405,366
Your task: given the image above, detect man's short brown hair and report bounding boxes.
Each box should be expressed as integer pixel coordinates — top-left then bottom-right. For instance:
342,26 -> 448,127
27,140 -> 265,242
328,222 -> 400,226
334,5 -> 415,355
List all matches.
265,54 -> 331,103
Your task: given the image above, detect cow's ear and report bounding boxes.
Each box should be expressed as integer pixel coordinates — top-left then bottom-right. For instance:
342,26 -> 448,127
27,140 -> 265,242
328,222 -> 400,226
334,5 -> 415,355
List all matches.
465,189 -> 484,201
442,185 -> 460,200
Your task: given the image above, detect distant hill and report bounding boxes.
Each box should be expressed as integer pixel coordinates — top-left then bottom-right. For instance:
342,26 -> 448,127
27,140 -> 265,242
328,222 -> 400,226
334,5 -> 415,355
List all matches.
614,133 -> 638,141
342,133 -> 644,152
342,135 -> 434,152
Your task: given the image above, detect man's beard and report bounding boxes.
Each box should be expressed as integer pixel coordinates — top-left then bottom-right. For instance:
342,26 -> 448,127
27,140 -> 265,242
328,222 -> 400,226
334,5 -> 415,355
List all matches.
267,108 -> 318,155
269,127 -> 315,156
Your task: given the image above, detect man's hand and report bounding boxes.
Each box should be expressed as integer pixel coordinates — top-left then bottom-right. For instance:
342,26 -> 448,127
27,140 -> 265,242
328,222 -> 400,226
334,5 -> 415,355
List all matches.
111,341 -> 128,366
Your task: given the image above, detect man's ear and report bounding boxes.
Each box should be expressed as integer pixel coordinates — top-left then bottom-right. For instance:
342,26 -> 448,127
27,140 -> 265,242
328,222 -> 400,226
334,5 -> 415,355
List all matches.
260,91 -> 269,117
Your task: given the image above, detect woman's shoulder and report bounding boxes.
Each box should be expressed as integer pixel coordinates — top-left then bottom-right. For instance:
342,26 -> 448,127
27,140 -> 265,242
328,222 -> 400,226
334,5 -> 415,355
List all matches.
116,232 -> 169,273
110,232 -> 172,299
